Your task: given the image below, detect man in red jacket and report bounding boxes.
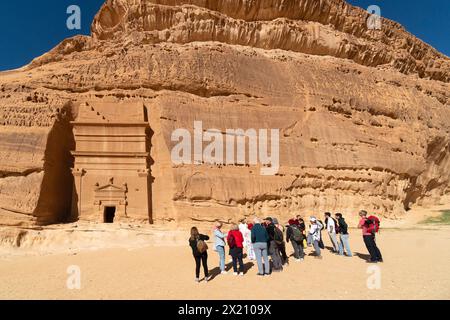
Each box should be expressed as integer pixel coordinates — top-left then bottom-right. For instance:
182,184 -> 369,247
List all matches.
358,210 -> 383,263
227,224 -> 245,276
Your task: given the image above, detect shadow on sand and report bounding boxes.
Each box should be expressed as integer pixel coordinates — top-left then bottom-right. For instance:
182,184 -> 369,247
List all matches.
355,252 -> 371,261
208,261 -> 255,281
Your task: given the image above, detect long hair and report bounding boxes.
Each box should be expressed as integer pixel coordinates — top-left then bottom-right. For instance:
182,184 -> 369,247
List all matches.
190,227 -> 199,241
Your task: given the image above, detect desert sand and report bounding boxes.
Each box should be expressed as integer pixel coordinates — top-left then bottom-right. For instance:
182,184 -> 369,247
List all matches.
0,1 -> 449,300
1,0 -> 449,227
1,206 -> 449,300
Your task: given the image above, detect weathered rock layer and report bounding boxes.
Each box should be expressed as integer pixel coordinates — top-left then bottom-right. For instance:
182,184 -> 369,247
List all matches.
1,0 -> 449,225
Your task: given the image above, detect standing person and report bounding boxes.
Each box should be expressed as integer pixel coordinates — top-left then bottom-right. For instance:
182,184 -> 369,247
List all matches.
227,224 -> 245,276
286,219 -> 305,261
308,217 -> 323,259
297,217 -> 306,233
265,217 -> 283,272
213,221 -> 227,274
358,210 -> 383,263
273,218 -> 288,266
239,218 -> 255,260
189,227 -> 212,282
296,217 -> 307,249
324,212 -> 339,253
335,213 -> 352,257
316,217 -> 326,250
251,217 -> 270,276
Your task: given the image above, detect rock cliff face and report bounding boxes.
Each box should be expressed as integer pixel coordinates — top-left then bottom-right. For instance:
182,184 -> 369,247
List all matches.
0,0 -> 449,225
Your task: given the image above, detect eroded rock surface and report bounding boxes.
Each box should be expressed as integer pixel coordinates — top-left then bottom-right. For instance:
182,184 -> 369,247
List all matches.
0,0 -> 449,225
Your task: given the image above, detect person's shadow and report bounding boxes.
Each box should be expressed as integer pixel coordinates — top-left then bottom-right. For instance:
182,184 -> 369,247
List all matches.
208,260 -> 233,280
208,267 -> 221,280
208,261 -> 255,280
355,252 -> 371,261
243,262 -> 254,274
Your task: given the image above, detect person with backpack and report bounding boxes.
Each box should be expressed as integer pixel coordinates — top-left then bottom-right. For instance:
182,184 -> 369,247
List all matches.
286,219 -> 305,261
335,213 -> 352,257
317,218 -> 326,250
358,210 -> 383,263
189,227 -> 211,282
307,217 -> 325,250
227,224 -> 245,276
295,216 -> 307,249
213,221 -> 227,275
264,217 -> 283,272
324,212 -> 340,253
250,217 -> 270,276
297,216 -> 306,233
308,217 -> 323,259
273,218 -> 288,266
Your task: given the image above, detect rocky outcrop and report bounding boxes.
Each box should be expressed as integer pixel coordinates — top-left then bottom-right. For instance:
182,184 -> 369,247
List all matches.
43,0 -> 449,82
0,0 -> 449,225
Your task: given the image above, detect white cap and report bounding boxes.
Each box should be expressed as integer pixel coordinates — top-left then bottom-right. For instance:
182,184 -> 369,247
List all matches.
310,217 -> 317,222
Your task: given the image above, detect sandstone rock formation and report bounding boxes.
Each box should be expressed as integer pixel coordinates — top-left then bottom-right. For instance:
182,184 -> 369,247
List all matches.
0,0 -> 449,225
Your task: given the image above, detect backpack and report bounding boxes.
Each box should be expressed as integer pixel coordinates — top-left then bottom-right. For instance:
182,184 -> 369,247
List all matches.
318,239 -> 325,249
227,233 -> 236,248
290,225 -> 303,242
317,220 -> 325,231
197,239 -> 208,253
364,215 -> 380,234
274,227 -> 284,245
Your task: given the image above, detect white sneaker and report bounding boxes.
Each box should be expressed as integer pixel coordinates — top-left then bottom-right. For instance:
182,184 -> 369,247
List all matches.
195,278 -> 200,282
233,272 -> 238,276
205,275 -> 212,282
239,272 -> 244,276
221,271 -> 228,275
295,258 -> 301,262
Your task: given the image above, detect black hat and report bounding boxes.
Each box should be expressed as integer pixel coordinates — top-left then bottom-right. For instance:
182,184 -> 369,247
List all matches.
264,217 -> 273,222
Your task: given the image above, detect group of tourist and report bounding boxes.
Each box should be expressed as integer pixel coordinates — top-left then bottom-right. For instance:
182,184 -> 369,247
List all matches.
188,210 -> 383,282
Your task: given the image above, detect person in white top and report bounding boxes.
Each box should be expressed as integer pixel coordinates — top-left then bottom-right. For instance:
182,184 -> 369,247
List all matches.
239,219 -> 255,260
324,212 -> 339,253
308,217 -> 323,259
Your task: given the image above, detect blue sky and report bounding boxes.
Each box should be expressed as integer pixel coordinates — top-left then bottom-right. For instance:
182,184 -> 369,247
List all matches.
0,0 -> 448,71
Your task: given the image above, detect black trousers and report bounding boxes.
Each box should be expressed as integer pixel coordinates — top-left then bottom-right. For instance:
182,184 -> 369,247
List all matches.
290,240 -> 305,259
278,242 -> 288,264
230,247 -> 245,273
194,253 -> 209,278
268,240 -> 283,271
363,235 -> 383,261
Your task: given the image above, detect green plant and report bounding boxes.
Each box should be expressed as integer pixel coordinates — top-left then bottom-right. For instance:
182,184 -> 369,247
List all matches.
420,210 -> 450,225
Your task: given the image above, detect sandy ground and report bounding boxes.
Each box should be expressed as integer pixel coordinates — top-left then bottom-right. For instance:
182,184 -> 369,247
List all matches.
1,222 -> 449,300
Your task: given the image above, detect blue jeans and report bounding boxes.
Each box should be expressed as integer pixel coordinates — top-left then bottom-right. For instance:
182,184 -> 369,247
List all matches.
307,233 -> 312,245
328,232 -> 339,252
339,234 -> 352,257
313,240 -> 321,256
216,245 -> 225,271
253,242 -> 270,274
